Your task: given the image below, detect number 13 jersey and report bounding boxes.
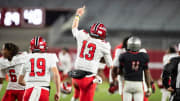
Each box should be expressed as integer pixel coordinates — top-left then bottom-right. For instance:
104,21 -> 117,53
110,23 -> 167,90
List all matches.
72,28 -> 113,74
20,53 -> 58,88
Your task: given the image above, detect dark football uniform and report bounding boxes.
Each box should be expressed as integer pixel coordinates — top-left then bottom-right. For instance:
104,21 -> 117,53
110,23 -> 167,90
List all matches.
119,51 -> 149,101
163,56 -> 180,101
119,51 -> 149,81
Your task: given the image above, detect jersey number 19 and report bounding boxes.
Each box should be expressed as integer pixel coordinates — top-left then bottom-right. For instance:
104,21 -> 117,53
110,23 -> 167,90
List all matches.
29,58 -> 46,77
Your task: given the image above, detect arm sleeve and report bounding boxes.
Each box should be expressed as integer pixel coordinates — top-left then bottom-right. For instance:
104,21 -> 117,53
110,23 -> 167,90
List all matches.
50,54 -> 59,68
0,69 -> 6,78
72,28 -> 80,38
162,58 -> 177,88
113,49 -> 121,67
103,43 -> 113,67
0,58 -> 11,70
143,53 -> 149,70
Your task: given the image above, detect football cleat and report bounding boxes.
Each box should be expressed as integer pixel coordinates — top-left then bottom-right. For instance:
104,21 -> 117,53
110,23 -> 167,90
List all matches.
90,23 -> 107,40
30,36 -> 47,52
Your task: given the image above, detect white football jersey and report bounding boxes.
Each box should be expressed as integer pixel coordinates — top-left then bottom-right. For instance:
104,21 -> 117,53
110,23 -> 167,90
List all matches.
113,48 -> 126,67
72,28 -> 113,74
163,53 -> 178,66
20,53 -> 58,89
58,52 -> 72,74
0,52 -> 27,90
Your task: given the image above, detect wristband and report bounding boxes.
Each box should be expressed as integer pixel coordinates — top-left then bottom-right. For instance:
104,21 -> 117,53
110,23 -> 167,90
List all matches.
75,15 -> 80,20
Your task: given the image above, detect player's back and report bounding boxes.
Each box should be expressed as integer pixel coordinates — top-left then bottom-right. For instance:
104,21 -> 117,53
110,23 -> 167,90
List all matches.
119,52 -> 149,81
0,52 -> 27,90
23,53 -> 58,88
73,29 -> 111,74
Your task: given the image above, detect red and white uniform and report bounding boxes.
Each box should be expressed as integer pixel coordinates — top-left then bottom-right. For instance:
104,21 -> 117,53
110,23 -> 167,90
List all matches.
72,28 -> 113,101
58,52 -> 72,74
110,44 -> 125,95
72,28 -> 112,74
58,51 -> 72,81
20,53 -> 58,101
0,52 -> 27,101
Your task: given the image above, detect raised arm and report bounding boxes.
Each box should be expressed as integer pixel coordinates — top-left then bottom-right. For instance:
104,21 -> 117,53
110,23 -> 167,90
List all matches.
72,6 -> 85,29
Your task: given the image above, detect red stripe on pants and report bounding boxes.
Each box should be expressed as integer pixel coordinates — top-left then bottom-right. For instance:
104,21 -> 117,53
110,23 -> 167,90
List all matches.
23,87 -> 49,101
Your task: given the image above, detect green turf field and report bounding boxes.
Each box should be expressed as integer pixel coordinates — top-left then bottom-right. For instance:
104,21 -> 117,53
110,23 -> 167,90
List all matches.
0,81 -> 163,101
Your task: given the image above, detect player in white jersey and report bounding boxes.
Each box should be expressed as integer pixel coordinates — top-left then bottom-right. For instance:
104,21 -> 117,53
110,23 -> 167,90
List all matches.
58,48 -> 72,81
0,57 -> 5,92
69,6 -> 113,101
0,43 -> 26,101
18,36 -> 61,101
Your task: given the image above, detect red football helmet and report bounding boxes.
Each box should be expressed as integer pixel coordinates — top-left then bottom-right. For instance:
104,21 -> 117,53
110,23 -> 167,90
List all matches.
90,23 -> 107,40
30,36 -> 47,52
60,82 -> 72,94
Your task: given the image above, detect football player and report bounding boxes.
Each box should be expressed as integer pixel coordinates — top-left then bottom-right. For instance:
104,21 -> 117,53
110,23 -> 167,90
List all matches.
0,43 -> 27,101
110,36 -> 155,101
0,70 -> 5,92
158,46 -> 178,101
109,36 -> 131,95
18,36 -> 61,101
69,6 -> 113,101
58,48 -> 72,81
162,44 -> 180,101
112,37 -> 152,101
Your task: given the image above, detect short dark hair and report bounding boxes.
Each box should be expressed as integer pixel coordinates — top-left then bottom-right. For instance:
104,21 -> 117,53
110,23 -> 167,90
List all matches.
62,47 -> 69,52
122,35 -> 132,50
168,46 -> 176,53
4,43 -> 19,57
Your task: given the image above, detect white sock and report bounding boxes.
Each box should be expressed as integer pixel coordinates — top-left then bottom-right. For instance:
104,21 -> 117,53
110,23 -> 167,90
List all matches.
71,97 -> 78,101
0,84 -> 2,91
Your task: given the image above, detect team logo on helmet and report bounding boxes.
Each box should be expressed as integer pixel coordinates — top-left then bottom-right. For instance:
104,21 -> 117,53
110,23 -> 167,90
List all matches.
90,23 -> 107,40
30,36 -> 47,52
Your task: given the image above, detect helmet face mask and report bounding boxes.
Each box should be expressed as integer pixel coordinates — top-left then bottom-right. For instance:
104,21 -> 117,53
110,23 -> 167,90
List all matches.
127,37 -> 141,52
30,36 -> 47,53
90,23 -> 107,40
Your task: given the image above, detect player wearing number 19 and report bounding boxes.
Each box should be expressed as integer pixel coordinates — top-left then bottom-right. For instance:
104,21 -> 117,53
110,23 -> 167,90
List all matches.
70,6 -> 113,101
18,36 -> 61,101
0,43 -> 27,101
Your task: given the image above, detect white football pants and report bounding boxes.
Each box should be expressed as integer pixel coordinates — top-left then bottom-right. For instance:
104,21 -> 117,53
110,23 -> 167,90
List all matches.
123,80 -> 144,101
